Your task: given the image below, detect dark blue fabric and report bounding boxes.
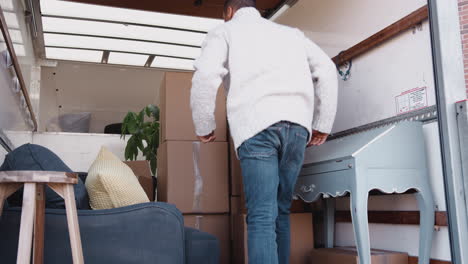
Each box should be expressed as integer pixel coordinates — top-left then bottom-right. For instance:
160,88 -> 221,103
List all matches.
0,160 -> 7,171
184,227 -> 220,264
0,203 -> 187,264
0,144 -> 89,209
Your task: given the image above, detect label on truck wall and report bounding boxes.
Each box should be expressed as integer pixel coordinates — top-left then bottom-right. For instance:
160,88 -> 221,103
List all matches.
395,87 -> 428,115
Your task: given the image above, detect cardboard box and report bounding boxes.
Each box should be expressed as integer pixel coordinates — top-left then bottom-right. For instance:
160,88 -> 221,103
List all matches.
124,160 -> 155,201
160,72 -> 227,142
232,213 -> 314,264
229,139 -> 243,196
230,196 -> 311,215
231,214 -> 248,264
310,247 -> 408,264
184,215 -> 231,264
157,141 -> 229,213
290,213 -> 315,264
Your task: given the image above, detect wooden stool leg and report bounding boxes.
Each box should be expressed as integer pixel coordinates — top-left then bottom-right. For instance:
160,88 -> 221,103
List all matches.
0,183 -> 22,219
49,183 -> 84,264
33,184 -> 45,264
64,184 -> 84,264
17,183 -> 37,264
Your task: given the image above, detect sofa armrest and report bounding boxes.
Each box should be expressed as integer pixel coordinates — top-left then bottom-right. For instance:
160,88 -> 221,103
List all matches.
184,227 -> 220,264
0,202 -> 185,264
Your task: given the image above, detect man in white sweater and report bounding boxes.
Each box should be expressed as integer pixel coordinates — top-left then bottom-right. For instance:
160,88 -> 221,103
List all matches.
191,0 -> 338,263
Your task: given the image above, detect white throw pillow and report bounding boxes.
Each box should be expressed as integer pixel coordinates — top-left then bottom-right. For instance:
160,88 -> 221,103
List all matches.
86,147 -> 149,209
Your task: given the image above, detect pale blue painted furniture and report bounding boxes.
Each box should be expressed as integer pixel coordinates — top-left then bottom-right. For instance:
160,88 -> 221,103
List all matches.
294,122 -> 435,264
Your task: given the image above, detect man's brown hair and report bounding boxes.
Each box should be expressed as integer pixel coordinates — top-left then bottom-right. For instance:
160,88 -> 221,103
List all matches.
224,0 -> 256,12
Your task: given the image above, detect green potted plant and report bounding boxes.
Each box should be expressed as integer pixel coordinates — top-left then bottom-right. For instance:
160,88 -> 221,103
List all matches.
121,104 -> 160,176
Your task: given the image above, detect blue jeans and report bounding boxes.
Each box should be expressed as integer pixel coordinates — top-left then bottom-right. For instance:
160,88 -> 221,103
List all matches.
238,121 -> 308,264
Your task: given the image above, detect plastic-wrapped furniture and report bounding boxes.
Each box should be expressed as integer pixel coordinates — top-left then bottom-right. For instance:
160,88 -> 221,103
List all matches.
294,122 -> 434,264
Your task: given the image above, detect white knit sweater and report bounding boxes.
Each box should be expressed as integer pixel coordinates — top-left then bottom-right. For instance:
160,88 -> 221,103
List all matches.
191,7 -> 338,150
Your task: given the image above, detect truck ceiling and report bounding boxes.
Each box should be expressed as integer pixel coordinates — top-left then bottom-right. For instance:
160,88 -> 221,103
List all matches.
65,0 -> 287,19
28,0 -> 292,70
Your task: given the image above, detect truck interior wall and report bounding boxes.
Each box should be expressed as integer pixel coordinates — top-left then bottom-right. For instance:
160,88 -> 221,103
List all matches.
0,146 -> 6,165
0,62 -> 30,132
277,0 -> 427,57
0,131 -> 32,166
8,0 -> 41,118
278,0 -> 433,133
0,0 -> 39,130
0,1 -> 37,162
39,61 -> 165,133
278,0 -> 450,261
4,130 -> 136,172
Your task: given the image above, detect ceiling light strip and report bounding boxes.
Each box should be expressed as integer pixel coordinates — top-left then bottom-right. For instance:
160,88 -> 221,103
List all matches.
41,16 -> 205,46
42,31 -> 202,49
43,32 -> 200,58
46,47 -> 102,63
44,45 -> 196,61
40,0 -> 222,32
41,14 -> 209,34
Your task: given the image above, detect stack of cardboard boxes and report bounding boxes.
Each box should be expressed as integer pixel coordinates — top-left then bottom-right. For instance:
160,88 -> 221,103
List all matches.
157,71 -> 317,263
155,72 -> 409,264
157,72 -> 231,263
124,161 -> 156,201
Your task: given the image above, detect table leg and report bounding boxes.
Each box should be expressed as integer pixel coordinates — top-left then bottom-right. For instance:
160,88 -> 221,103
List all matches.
350,191 -> 371,264
324,198 -> 336,248
415,188 -> 435,264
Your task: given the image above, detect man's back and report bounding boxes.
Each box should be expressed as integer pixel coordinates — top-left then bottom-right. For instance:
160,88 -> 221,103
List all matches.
191,7 -> 337,151
223,8 -> 313,110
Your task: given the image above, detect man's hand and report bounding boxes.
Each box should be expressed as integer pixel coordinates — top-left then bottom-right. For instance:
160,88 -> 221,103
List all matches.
307,130 -> 329,147
198,131 -> 216,143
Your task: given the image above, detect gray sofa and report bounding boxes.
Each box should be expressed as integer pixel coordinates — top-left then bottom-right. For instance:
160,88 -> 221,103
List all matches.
0,144 -> 220,264
0,203 -> 219,264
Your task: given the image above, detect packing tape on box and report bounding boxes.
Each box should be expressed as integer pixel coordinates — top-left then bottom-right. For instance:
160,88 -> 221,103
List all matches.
192,142 -> 203,211
195,215 -> 203,230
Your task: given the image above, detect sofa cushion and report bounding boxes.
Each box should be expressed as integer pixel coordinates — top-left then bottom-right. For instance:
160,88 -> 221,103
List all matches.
85,147 -> 149,209
0,144 -> 89,209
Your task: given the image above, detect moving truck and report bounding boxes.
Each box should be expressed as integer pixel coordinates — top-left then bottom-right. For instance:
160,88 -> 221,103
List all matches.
0,0 -> 466,263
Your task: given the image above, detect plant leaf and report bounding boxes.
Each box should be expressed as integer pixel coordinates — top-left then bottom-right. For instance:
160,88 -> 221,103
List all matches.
146,104 -> 160,120
122,105 -> 159,166
126,113 -> 138,134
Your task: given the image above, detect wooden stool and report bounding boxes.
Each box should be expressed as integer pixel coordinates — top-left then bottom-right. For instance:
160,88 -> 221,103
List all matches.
0,171 -> 84,264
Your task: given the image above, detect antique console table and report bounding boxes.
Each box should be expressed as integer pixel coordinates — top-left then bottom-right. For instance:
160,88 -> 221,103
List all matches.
294,122 -> 435,264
